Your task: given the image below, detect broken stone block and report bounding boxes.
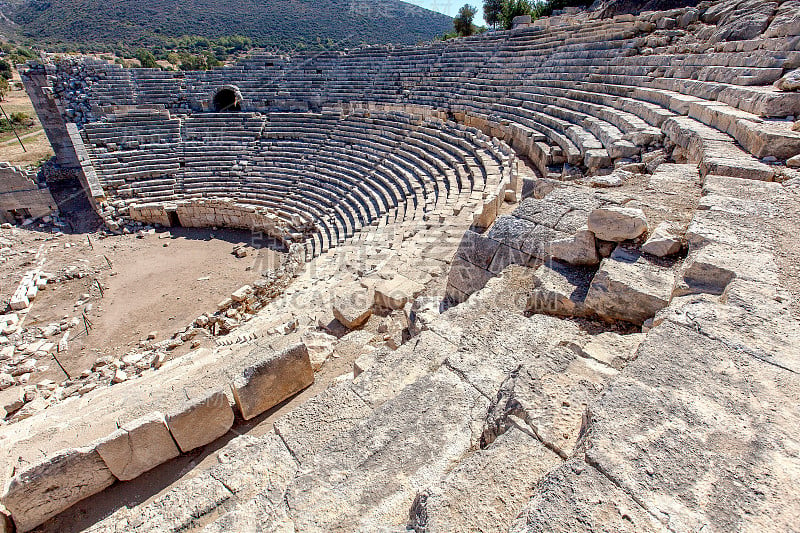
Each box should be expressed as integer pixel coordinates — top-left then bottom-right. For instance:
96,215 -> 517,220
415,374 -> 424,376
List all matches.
641,221 -> 682,257
231,285 -> 253,303
549,227 -> 599,265
165,391 -> 234,453
332,289 -> 372,329
228,343 -> 314,420
95,412 -> 180,481
587,206 -> 648,241
1,447 -> 116,532
568,331 -> 644,370
373,274 -> 425,310
302,330 -> 337,371
584,246 -> 675,325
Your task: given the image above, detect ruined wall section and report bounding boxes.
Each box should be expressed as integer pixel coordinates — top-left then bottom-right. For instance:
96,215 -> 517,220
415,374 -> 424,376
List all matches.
0,163 -> 57,223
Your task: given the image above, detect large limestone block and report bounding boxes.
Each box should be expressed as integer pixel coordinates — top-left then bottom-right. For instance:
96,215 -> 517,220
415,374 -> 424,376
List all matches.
584,246 -> 675,325
165,391 -> 234,453
95,412 -> 180,481
587,207 -> 648,242
510,460 -> 666,533
549,227 -> 599,265
228,343 -> 314,420
527,261 -> 594,318
2,447 -> 115,532
680,242 -> 777,295
585,319 -> 800,531
274,382 -> 372,464
641,221 -> 681,257
373,274 -> 425,310
332,288 -> 372,329
568,331 -> 644,371
410,428 -> 561,533
287,368 -> 489,531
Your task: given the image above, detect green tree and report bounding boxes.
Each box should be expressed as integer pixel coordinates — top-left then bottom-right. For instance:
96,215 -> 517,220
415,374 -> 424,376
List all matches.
135,48 -> 158,68
0,59 -> 11,80
0,77 -> 9,101
501,0 -> 534,29
454,4 -> 478,37
483,0 -> 503,29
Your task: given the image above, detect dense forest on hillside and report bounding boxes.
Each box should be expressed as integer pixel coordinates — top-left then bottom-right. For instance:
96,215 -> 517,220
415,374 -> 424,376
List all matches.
2,0 -> 452,52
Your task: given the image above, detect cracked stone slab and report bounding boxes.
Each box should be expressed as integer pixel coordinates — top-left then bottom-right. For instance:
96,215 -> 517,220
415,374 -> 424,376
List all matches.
165,391 -> 234,453
274,381 -> 373,464
227,343 -> 314,420
95,411 -> 180,481
509,460 -> 667,533
584,319 -> 800,532
286,367 -> 489,531
444,311 -> 583,399
1,447 -> 115,532
527,260 -> 594,318
584,246 -> 675,325
482,346 -> 617,458
409,427 -> 561,533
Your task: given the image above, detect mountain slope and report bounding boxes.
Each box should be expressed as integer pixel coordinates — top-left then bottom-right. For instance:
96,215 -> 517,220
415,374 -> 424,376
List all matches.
4,0 -> 452,49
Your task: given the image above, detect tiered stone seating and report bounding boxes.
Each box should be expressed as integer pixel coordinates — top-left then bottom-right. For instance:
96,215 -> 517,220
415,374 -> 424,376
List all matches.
10,2 -> 800,530
75,105 -> 514,257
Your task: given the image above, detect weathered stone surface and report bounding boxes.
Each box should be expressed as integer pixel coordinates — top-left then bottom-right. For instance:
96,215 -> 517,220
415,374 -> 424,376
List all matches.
95,411 -> 180,481
274,381 -> 372,464
481,345 -> 617,457
410,428 -> 561,533
584,246 -> 675,324
350,330 -> 455,407
549,227 -> 599,265
587,207 -> 648,241
585,319 -> 800,532
85,472 -> 232,532
1,447 -> 115,532
165,391 -> 234,453
568,331 -> 644,370
775,68 -> 800,92
641,221 -> 681,257
287,368 -> 489,531
228,343 -> 314,420
444,311 -> 582,399
764,0 -> 800,36
527,261 -> 594,318
510,460 -> 666,533
374,274 -> 425,310
332,288 -> 372,329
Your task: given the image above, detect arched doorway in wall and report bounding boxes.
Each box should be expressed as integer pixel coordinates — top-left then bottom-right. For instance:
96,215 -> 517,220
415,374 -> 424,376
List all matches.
213,86 -> 242,112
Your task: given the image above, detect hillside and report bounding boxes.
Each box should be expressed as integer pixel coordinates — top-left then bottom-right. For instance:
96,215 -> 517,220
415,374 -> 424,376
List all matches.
1,0 -> 452,50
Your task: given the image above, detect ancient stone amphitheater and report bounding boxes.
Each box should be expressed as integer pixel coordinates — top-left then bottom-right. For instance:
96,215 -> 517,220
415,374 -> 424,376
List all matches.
2,0 -> 800,531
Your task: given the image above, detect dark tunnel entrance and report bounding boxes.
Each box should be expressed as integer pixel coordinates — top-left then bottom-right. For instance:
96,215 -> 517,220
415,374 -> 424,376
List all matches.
213,88 -> 241,112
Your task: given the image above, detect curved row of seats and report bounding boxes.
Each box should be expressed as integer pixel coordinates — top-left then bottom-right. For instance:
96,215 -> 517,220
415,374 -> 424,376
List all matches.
51,0 -> 797,186
79,107 -> 514,257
